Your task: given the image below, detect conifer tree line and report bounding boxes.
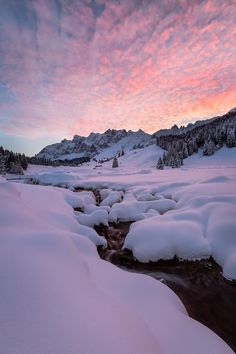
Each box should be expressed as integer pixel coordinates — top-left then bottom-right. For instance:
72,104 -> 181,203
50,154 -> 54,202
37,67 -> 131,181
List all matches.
156,110 -> 236,169
30,155 -> 90,167
0,147 -> 92,174
0,146 -> 28,175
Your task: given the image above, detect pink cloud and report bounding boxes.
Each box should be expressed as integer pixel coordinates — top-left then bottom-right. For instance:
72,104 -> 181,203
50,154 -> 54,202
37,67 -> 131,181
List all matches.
0,0 -> 236,142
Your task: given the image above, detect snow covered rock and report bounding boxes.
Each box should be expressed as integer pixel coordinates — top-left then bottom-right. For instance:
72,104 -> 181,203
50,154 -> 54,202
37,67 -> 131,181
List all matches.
124,218 -> 211,262
75,209 -> 109,228
109,198 -> 176,222
100,189 -> 124,206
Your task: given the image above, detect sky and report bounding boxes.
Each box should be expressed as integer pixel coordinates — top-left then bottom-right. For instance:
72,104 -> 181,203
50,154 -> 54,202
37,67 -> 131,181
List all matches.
0,0 -> 236,155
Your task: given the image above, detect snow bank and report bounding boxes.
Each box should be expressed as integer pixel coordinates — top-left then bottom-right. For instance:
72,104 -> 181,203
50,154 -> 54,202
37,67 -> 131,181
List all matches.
100,189 -> 124,206
124,177 -> 236,280
63,190 -> 95,211
207,205 -> 236,280
0,179 -> 234,354
33,170 -> 81,188
124,218 -> 211,262
75,209 -> 109,227
0,180 -> 105,248
109,197 -> 176,222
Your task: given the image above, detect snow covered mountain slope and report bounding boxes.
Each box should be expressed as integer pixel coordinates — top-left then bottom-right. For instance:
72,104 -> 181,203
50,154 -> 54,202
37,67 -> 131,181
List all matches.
95,129 -> 154,160
34,107 -> 236,163
183,146 -> 236,168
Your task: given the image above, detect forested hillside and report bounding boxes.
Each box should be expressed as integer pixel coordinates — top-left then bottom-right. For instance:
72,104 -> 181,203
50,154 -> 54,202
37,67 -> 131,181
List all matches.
156,109 -> 236,168
0,147 -> 28,175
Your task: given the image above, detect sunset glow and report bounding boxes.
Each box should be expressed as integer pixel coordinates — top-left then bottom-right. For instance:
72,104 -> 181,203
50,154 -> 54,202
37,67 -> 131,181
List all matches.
0,0 -> 236,153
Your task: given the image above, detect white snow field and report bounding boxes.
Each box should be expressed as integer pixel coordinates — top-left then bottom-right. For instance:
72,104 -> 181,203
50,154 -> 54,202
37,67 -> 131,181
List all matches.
1,145 -> 235,353
0,177 -> 234,354
28,145 -> 236,280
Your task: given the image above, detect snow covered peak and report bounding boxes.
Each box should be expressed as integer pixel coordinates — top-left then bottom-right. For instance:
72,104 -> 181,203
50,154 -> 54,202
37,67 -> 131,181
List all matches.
35,129 -> 153,162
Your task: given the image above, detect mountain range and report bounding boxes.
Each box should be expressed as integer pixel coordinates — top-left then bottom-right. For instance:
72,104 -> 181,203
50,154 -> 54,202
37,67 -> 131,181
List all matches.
34,108 -> 236,163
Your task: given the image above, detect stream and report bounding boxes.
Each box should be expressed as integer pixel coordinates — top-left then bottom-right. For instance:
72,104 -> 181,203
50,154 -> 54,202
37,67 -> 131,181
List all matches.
76,188 -> 236,352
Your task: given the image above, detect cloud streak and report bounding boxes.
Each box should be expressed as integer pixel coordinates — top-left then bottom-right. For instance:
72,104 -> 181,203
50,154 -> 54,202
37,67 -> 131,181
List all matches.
0,0 -> 236,141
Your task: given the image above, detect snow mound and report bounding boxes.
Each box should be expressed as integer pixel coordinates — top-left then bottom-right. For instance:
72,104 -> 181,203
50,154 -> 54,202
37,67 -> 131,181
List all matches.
123,176 -> 236,281
100,190 -> 124,206
33,170 -> 81,188
0,180 -> 105,247
124,218 -> 211,262
109,198 -> 176,222
75,209 -> 109,227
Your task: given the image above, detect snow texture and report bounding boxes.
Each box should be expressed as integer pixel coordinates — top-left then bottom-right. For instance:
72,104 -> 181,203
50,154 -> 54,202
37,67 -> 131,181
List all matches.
0,178 -> 234,354
28,146 -> 236,281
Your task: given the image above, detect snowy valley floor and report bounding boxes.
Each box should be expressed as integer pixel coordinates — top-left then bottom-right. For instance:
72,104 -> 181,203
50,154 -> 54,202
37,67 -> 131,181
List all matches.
1,146 -> 236,354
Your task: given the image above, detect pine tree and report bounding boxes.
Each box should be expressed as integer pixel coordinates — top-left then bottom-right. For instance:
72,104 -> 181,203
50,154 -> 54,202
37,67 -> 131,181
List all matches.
112,156 -> 118,168
156,157 -> 164,170
20,154 -> 28,170
170,155 -> 176,168
182,143 -> 189,159
215,127 -> 224,147
8,161 -> 24,175
203,139 -> 216,156
171,154 -> 181,168
0,156 -> 5,175
226,128 -> 236,148
188,138 -> 198,155
5,151 -> 15,171
174,154 -> 182,168
162,152 -> 167,165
